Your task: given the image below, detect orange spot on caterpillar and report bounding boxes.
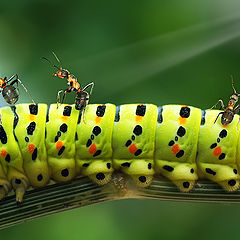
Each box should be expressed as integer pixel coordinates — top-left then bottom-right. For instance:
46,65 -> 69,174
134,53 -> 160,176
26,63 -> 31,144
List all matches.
56,141 -> 63,150
129,144 -> 138,154
29,114 -> 35,121
222,124 -> 229,128
89,144 -> 97,154
172,144 -> 180,154
213,146 -> 222,156
28,144 -> 35,154
135,115 -> 143,122
95,116 -> 102,124
1,149 -> 7,158
61,116 -> 68,122
178,116 -> 187,125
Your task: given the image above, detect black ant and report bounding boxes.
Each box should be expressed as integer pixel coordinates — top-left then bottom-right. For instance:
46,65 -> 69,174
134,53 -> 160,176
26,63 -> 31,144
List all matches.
211,77 -> 240,125
41,52 -> 94,120
0,74 -> 34,105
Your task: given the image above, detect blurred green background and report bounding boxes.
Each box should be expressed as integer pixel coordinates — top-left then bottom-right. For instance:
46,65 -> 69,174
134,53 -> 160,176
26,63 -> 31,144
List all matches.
1,0 -> 240,239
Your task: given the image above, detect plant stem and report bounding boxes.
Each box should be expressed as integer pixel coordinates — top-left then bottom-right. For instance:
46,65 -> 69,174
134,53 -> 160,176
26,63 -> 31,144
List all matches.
1,174 -> 240,230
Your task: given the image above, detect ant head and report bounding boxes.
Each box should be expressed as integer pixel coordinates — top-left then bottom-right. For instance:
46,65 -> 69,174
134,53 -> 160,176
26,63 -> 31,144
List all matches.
53,69 -> 69,79
42,52 -> 69,79
0,77 -> 7,88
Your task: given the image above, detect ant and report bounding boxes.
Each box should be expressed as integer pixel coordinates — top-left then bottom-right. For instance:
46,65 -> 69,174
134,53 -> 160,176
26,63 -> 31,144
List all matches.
0,74 -> 35,105
41,52 -> 94,120
211,76 -> 240,126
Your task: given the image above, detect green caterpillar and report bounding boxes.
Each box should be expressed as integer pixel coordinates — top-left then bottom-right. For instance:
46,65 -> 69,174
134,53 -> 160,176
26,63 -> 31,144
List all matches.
0,103 -> 239,203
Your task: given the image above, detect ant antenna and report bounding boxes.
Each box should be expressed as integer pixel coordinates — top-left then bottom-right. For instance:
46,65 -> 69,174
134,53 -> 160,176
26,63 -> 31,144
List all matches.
52,51 -> 63,69
230,75 -> 238,95
15,75 -> 35,104
41,56 -> 60,70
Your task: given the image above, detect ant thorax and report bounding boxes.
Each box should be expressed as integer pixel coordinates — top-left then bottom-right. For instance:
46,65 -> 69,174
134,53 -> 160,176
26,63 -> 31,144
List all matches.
68,74 -> 77,82
67,75 -> 80,90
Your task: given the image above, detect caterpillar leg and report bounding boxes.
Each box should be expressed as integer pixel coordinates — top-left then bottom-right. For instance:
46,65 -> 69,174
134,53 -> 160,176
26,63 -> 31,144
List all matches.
8,168 -> 29,203
219,180 -> 240,191
155,160 -> 198,192
172,180 -> 195,192
113,104 -> 157,187
198,163 -> 239,191
0,165 -> 11,200
11,178 -> 29,203
80,159 -> 113,185
113,159 -> 154,187
130,175 -> 153,187
89,173 -> 112,185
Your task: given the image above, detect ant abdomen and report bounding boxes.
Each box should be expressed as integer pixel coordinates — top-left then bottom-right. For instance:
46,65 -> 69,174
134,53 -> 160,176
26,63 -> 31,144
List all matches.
2,85 -> 19,104
75,91 -> 89,110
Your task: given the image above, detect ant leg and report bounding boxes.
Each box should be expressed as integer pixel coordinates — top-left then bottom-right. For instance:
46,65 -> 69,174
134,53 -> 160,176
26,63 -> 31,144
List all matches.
234,105 -> 240,112
81,107 -> 86,124
82,82 -> 94,96
9,75 -> 35,104
234,105 -> 240,131
214,112 -> 223,125
211,112 -> 223,131
5,74 -> 17,83
234,106 -> 240,132
210,99 -> 225,110
57,89 -> 70,108
235,116 -> 240,132
61,91 -> 67,104
61,89 -> 71,104
57,89 -> 65,108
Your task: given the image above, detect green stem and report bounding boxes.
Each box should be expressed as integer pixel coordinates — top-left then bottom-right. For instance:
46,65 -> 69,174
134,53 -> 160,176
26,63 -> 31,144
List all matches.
1,174 -> 240,230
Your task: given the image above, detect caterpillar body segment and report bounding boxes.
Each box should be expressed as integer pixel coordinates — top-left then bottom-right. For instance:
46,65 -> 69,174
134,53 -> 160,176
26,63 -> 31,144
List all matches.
75,104 -> 115,185
0,107 -> 29,202
197,110 -> 240,191
155,105 -> 201,192
45,104 -> 79,182
112,104 -> 157,186
14,104 -> 50,188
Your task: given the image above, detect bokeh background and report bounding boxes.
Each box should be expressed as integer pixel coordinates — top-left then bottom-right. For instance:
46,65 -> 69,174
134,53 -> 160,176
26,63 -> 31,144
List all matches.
1,0 -> 240,239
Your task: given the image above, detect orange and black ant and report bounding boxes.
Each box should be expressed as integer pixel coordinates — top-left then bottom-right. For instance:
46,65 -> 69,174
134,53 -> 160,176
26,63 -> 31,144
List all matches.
41,52 -> 94,119
0,74 -> 34,105
211,76 -> 240,126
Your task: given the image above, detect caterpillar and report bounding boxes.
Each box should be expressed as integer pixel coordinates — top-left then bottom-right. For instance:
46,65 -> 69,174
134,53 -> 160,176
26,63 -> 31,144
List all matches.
0,102 -> 239,203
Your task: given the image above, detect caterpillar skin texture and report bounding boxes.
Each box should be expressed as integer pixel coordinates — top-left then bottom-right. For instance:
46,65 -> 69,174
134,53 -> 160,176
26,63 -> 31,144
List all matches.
0,103 -> 239,202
